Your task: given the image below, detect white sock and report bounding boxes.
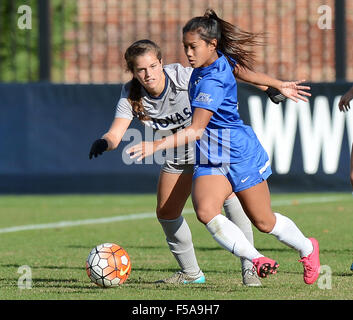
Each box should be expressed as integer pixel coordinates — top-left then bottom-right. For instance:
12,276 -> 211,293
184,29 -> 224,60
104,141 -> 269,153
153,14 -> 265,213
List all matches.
206,214 -> 263,262
269,212 -> 313,258
159,216 -> 202,276
223,196 -> 254,270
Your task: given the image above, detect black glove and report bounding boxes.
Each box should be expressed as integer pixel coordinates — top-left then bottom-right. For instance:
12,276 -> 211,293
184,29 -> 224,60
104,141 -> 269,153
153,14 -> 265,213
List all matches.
89,139 -> 108,159
265,87 -> 286,104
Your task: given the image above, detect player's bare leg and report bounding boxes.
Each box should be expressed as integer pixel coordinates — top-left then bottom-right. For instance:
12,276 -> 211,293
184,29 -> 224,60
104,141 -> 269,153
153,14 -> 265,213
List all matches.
235,181 -> 276,233
192,174 -> 263,285
191,175 -> 275,275
156,171 -> 205,283
236,180 -> 320,284
236,180 -> 312,254
156,171 -> 193,220
236,180 -> 313,257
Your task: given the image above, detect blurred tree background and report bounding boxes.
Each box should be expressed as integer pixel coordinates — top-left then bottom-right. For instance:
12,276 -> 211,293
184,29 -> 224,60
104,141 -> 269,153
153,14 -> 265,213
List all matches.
0,0 -> 76,82
0,0 -> 351,83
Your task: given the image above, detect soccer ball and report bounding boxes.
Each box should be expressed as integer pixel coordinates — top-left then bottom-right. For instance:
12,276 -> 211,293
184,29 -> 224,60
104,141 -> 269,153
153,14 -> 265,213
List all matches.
86,243 -> 131,287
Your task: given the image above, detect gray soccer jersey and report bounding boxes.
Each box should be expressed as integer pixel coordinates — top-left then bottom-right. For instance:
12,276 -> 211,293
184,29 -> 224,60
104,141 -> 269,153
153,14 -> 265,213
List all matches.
115,63 -> 195,168
115,63 -> 193,131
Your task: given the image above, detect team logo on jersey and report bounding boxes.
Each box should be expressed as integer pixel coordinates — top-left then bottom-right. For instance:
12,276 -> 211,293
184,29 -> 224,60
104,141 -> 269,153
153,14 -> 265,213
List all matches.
195,92 -> 213,105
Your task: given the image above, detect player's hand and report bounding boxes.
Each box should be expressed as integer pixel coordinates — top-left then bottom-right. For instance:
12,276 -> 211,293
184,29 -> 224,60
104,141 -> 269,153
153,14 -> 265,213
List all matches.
338,90 -> 353,112
279,80 -> 311,103
89,139 -> 108,159
265,87 -> 287,104
126,141 -> 156,161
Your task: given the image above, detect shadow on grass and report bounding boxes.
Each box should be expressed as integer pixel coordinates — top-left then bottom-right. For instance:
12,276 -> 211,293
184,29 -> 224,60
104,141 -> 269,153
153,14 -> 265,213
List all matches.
0,263 -> 83,270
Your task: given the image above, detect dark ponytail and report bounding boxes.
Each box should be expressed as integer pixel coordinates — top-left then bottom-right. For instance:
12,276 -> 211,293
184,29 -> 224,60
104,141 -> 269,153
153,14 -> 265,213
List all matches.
124,39 -> 162,121
183,9 -> 264,71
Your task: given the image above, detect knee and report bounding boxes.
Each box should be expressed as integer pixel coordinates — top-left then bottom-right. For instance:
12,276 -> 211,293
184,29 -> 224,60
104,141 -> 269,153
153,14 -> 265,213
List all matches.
156,207 -> 171,220
350,172 -> 353,188
156,206 -> 180,220
193,196 -> 224,224
225,192 -> 236,201
252,217 -> 276,233
196,213 -> 208,225
194,206 -> 215,225
156,206 -> 167,219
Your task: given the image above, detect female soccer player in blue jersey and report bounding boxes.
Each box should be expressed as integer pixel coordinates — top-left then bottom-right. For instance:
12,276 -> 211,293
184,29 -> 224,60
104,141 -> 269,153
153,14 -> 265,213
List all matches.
89,39 -> 285,286
127,9 -> 321,284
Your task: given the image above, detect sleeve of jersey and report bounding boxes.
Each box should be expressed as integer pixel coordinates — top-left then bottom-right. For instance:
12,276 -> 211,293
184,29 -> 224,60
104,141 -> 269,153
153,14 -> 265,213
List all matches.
114,85 -> 134,120
175,64 -> 193,90
191,77 -> 224,113
164,64 -> 193,90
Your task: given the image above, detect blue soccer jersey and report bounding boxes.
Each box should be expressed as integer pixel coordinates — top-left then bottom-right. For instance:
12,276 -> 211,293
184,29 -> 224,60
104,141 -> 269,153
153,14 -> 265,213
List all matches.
189,51 -> 266,165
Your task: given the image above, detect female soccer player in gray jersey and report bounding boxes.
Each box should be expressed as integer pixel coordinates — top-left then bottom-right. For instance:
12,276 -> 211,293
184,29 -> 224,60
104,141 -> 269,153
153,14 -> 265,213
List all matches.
89,39 -> 284,286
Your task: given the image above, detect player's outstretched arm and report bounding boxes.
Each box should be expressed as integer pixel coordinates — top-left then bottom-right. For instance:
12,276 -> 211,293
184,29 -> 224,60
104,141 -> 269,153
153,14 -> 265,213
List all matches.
338,86 -> 353,112
236,78 -> 286,104
89,117 -> 131,159
126,108 -> 213,161
234,65 -> 311,103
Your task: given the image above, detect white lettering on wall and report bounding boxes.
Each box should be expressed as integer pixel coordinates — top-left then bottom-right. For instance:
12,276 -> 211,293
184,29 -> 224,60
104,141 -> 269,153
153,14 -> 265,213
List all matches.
248,96 -> 353,175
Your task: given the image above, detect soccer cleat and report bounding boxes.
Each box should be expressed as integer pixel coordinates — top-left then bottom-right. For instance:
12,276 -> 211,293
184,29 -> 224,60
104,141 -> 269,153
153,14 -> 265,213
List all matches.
242,268 -> 262,287
298,237 -> 320,285
252,257 -> 279,278
155,270 -> 205,284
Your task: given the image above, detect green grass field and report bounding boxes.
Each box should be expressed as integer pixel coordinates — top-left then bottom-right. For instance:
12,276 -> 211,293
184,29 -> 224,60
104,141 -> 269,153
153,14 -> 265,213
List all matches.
0,193 -> 352,300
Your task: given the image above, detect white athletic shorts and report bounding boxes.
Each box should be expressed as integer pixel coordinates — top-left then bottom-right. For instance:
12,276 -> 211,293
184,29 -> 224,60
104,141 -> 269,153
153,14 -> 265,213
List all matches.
160,143 -> 195,175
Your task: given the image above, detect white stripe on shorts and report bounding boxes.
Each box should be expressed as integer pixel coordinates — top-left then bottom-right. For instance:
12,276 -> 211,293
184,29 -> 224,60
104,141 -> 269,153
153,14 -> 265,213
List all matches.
259,160 -> 271,175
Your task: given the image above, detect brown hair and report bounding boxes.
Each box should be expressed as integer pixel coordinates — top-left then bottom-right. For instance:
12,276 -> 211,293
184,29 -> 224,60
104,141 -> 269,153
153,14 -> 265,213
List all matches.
124,40 -> 162,121
182,9 -> 264,72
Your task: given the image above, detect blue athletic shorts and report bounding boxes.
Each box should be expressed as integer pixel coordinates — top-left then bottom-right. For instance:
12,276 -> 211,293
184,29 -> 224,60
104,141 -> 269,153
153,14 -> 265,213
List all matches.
193,158 -> 272,192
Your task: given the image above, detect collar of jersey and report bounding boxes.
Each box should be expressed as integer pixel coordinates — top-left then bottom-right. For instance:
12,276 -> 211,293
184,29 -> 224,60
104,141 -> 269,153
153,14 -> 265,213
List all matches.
146,70 -> 169,100
197,51 -> 224,74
